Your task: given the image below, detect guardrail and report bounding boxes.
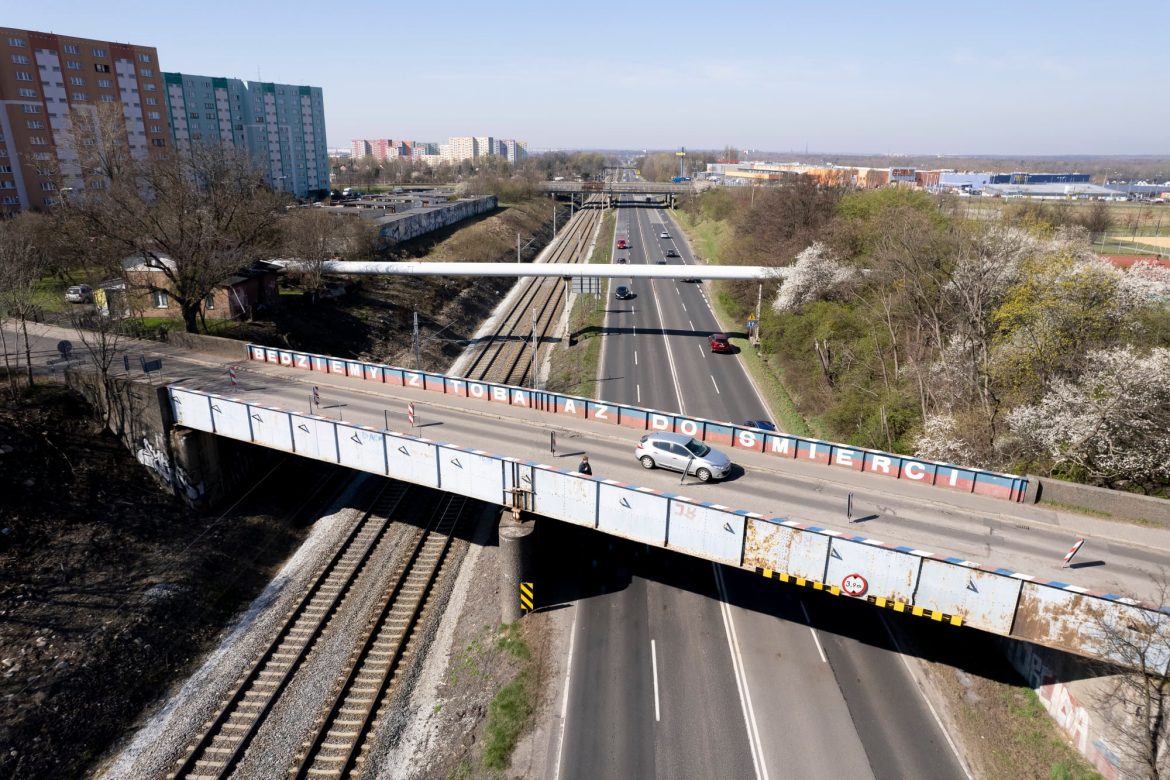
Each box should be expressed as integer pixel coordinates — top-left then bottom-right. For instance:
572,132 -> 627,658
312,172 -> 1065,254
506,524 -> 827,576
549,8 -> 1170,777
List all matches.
245,344 -> 1030,502
169,381 -> 1170,672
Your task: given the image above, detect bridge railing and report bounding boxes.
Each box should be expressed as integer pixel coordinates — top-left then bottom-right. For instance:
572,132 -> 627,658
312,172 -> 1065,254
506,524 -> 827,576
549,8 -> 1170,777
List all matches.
168,380 -> 1170,672
245,344 -> 1030,502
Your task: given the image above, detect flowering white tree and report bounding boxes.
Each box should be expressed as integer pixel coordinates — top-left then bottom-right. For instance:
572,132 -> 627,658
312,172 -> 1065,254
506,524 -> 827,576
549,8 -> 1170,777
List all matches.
1007,346 -> 1170,490
774,242 -> 854,312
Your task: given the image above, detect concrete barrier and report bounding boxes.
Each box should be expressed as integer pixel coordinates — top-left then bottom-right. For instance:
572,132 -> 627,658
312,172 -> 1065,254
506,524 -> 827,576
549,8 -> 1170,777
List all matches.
1032,476 -> 1170,528
166,331 -> 250,361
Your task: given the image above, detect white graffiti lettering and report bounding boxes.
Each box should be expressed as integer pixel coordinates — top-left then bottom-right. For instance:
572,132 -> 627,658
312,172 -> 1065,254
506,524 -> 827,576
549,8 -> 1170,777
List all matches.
650,414 -> 669,431
738,430 -> 758,449
679,419 -> 698,436
870,454 -> 892,474
491,386 -> 508,402
835,449 -> 854,467
406,373 -> 423,388
594,404 -> 610,420
904,461 -> 926,480
511,389 -> 528,406
769,436 -> 791,455
295,354 -> 309,368
562,398 -> 577,414
469,383 -> 486,398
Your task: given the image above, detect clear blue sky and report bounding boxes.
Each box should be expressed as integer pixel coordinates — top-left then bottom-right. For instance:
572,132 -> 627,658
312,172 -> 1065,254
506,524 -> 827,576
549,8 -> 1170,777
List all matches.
9,1 -> 1169,154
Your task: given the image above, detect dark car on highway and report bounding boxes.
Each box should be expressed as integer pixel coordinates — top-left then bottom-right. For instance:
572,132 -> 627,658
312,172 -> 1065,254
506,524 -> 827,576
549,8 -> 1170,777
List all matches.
742,420 -> 777,432
665,248 -> 679,258
615,285 -> 633,299
708,333 -> 732,353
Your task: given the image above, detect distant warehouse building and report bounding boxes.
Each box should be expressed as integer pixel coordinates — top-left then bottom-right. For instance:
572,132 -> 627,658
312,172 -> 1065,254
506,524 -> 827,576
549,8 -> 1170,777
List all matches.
982,182 -> 1118,199
989,172 -> 1090,185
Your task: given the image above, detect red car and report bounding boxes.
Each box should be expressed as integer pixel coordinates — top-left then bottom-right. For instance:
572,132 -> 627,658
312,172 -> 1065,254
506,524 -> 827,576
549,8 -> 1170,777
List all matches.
708,333 -> 732,353
616,238 -> 628,250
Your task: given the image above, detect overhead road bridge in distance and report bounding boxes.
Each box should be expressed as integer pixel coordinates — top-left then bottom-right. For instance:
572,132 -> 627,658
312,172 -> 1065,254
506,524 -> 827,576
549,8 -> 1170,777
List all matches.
538,181 -> 699,195
276,261 -> 792,282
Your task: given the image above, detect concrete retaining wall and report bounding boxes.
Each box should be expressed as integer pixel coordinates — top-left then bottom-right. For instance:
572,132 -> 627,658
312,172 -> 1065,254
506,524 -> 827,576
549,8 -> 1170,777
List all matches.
376,196 -> 497,245
165,331 -> 249,361
1031,475 -> 1170,528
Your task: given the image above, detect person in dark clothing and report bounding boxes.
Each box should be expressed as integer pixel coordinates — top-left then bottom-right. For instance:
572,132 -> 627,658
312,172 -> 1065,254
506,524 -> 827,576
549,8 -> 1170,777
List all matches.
578,455 -> 592,475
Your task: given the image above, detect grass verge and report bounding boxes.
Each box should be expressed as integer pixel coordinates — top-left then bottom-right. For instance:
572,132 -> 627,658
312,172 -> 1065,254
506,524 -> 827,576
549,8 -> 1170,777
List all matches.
544,210 -> 614,398
481,623 -> 535,771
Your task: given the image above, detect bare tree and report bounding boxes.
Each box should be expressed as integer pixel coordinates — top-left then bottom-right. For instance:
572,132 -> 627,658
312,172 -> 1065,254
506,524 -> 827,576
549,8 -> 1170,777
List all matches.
57,139 -> 286,333
281,208 -> 374,300
0,214 -> 51,389
1093,578 -> 1170,779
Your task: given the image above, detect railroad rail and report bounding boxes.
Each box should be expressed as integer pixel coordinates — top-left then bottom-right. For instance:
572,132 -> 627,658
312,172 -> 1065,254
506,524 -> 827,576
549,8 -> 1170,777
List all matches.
291,494 -> 468,778
458,199 -> 603,386
169,482 -> 411,780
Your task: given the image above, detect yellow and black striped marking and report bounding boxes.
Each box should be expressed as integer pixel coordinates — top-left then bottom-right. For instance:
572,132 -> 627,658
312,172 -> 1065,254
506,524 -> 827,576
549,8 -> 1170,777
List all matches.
754,567 -> 963,626
520,581 -> 534,613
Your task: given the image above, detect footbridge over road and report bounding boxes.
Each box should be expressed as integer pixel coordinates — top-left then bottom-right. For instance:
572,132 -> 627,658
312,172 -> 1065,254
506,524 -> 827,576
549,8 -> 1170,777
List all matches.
162,342 -> 1170,672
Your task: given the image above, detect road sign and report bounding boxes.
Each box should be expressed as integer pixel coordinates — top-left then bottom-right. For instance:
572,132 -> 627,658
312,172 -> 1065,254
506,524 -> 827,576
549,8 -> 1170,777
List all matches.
141,358 -> 162,374
57,340 -> 73,360
841,573 -> 868,597
407,402 -> 415,427
520,581 -> 534,613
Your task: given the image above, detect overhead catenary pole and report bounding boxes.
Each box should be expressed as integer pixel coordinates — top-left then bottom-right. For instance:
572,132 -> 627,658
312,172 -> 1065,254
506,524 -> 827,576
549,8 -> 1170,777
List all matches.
531,308 -> 538,390
755,283 -> 763,346
413,310 -> 422,370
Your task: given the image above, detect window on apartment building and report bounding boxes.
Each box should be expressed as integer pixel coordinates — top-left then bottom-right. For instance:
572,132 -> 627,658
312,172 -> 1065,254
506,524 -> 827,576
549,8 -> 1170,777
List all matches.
18,88 -> 37,98
0,166 -> 10,174
40,182 -> 55,191
143,82 -> 155,91
147,111 -> 160,120
0,181 -> 15,190
66,60 -> 80,70
140,69 -> 153,77
204,102 -> 214,109
138,53 -> 151,63
30,152 -> 49,160
72,92 -> 87,102
8,37 -> 27,47
29,136 -> 47,145
191,133 -> 202,140
70,76 -> 85,86
22,104 -> 41,113
145,97 -> 158,106
150,125 -> 161,133
27,120 -> 44,129
151,138 -> 165,147
95,63 -> 110,73
205,112 -> 214,119
15,71 -> 32,81
152,290 -> 168,308
98,79 -> 111,88
11,55 -> 30,64
92,48 -> 106,58
190,112 -> 199,119
63,44 -> 79,54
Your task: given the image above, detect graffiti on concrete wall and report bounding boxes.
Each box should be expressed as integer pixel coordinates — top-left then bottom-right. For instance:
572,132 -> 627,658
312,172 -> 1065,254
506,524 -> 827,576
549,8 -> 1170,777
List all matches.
1006,640 -> 1122,779
135,436 -> 205,501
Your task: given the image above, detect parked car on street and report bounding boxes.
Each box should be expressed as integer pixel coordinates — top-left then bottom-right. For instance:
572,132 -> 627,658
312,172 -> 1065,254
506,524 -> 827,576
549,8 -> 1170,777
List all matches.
708,333 -> 732,353
634,432 -> 732,482
65,284 -> 93,303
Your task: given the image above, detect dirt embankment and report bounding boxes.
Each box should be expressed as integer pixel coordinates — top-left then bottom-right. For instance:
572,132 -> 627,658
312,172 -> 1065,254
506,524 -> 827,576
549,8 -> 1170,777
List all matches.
240,198 -> 561,371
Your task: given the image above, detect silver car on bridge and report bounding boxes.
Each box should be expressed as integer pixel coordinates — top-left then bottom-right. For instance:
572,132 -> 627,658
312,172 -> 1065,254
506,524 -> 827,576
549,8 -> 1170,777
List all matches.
634,432 -> 732,482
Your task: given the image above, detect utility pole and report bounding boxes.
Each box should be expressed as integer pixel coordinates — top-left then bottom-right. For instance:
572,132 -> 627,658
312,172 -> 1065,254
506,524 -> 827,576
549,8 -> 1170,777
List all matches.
413,310 -> 422,370
553,205 -> 557,236
530,308 -> 539,390
517,232 -> 521,263
755,283 -> 763,346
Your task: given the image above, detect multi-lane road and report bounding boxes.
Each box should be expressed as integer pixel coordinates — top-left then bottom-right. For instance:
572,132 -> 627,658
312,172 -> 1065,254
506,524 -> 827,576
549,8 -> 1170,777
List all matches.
554,197 -> 970,780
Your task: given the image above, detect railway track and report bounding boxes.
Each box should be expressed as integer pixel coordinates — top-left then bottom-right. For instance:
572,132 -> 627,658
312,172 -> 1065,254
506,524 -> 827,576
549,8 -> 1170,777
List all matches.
459,199 -> 604,386
170,482 -> 412,780
291,494 -> 468,778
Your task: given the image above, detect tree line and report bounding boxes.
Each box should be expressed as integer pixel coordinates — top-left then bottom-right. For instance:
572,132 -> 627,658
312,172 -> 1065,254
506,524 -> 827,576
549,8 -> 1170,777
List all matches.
683,184 -> 1170,495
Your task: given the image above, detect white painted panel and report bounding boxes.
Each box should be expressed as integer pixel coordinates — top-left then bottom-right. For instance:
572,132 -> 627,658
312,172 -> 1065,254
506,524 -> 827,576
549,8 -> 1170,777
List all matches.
916,559 -> 1021,633
597,484 -> 668,545
438,447 -> 504,505
385,434 -> 439,488
210,398 -> 252,442
532,469 -> 597,527
170,388 -> 213,431
742,520 -> 830,581
667,502 -> 743,566
337,425 -> 388,475
290,414 -> 338,463
246,406 -> 293,451
824,538 -> 920,603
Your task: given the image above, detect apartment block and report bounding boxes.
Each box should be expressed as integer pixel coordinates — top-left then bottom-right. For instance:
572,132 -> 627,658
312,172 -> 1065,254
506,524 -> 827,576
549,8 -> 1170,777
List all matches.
165,73 -> 328,199
0,27 -> 169,213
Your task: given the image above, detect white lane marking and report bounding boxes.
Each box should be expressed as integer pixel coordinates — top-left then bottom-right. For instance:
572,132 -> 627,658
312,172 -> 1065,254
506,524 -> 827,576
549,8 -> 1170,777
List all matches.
553,607 -> 579,780
688,319 -> 694,330
713,564 -> 769,780
711,375 -> 721,394
637,384 -> 641,404
641,212 -> 687,414
799,601 -> 827,663
634,351 -> 638,366
676,288 -> 680,295
878,613 -> 974,780
651,639 -> 661,722
681,303 -> 687,313
698,344 -> 707,360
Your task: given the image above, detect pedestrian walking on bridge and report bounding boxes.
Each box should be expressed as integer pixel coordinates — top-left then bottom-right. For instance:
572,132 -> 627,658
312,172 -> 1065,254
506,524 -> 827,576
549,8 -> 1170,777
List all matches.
578,455 -> 592,476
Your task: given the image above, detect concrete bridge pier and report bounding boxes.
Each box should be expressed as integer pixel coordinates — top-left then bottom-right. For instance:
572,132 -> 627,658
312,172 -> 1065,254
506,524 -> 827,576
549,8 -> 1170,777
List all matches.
497,509 -> 534,623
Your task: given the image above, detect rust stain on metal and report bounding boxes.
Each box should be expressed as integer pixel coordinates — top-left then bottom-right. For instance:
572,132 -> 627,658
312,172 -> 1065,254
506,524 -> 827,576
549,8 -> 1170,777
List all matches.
743,519 -> 791,572
1013,588 -> 1107,655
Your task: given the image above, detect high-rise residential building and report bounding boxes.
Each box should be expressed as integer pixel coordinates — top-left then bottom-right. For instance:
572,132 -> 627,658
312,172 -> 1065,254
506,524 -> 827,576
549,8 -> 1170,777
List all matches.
351,139 -> 372,159
0,27 -> 170,213
474,136 -> 497,158
500,139 -> 527,164
164,73 -> 328,199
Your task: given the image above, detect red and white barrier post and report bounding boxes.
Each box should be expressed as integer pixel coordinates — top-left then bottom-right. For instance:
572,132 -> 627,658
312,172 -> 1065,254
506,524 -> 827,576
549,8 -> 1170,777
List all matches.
1061,538 -> 1086,568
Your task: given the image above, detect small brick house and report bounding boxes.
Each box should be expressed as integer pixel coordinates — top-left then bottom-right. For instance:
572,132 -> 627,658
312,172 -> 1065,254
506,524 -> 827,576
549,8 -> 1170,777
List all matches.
110,255 -> 280,320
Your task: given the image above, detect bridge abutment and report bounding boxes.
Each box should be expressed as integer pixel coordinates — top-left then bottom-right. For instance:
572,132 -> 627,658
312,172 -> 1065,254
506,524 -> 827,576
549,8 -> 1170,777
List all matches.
497,510 -> 534,623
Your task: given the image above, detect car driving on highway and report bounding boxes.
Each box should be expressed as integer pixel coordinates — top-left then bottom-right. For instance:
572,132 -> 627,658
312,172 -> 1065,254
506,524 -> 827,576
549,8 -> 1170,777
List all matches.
634,432 -> 732,482
665,248 -> 679,257
708,333 -> 732,353
614,285 -> 633,299
659,231 -> 670,239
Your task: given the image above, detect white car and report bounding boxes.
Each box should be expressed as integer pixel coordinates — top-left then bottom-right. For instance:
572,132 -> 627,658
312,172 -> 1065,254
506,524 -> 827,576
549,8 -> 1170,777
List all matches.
659,231 -> 670,239
65,284 -> 93,303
